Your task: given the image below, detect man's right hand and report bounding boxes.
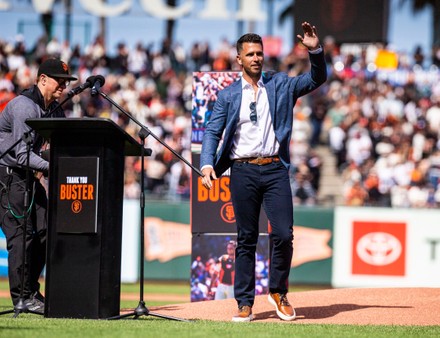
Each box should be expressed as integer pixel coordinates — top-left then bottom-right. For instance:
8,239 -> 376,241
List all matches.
201,166 -> 217,190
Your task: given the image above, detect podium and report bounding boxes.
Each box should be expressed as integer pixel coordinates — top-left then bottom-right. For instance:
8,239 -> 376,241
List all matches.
26,118 -> 145,319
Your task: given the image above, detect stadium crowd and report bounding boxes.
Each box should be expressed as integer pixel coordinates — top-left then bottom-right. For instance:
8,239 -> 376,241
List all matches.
1,33 -> 440,208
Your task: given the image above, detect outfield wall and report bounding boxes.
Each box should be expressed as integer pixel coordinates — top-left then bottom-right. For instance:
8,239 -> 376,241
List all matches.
130,202 -> 334,284
1,202 -> 439,287
133,202 -> 440,288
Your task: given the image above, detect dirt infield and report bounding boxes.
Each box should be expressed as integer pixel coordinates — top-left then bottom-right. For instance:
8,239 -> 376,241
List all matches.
1,287 -> 438,325
148,288 -> 440,326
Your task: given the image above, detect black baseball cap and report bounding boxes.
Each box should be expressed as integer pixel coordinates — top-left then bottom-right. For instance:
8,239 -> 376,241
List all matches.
37,58 -> 77,81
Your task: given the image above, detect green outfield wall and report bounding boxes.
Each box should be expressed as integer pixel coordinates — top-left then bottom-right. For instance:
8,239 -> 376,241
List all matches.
141,201 -> 333,284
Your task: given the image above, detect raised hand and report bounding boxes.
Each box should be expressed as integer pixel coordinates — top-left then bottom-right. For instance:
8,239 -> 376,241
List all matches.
296,21 -> 320,51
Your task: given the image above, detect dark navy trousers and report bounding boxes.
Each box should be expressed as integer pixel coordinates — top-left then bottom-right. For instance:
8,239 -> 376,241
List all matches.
230,160 -> 294,307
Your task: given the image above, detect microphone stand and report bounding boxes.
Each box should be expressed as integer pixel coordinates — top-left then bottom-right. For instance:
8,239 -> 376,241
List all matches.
0,87 -> 85,318
97,89 -> 199,322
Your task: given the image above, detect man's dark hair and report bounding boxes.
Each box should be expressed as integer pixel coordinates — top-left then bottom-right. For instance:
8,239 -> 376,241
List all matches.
236,33 -> 263,54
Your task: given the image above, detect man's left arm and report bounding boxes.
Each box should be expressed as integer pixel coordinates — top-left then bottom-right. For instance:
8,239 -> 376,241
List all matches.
308,47 -> 327,86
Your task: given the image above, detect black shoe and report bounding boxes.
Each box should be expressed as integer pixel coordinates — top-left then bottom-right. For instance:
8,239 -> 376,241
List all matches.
25,292 -> 45,314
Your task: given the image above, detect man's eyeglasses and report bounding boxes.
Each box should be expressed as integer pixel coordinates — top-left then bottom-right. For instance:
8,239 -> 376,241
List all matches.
249,101 -> 257,124
47,75 -> 70,87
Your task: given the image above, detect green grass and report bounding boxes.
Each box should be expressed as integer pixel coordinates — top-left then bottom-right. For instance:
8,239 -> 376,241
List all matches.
0,280 -> 438,338
0,279 -> 190,295
121,280 -> 189,295
0,312 -> 438,338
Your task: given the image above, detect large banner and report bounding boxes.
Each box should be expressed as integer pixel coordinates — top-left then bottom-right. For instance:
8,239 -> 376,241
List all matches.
332,207 -> 440,287
191,71 -> 268,234
190,72 -> 270,301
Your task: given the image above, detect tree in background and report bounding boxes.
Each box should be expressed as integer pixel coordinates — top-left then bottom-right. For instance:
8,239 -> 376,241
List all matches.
400,0 -> 440,64
400,0 -> 440,47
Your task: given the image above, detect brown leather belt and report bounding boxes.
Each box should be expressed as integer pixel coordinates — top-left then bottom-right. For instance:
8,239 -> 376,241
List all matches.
235,156 -> 280,165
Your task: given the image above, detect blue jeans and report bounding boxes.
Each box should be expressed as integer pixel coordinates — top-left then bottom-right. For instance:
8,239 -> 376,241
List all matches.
230,160 -> 293,307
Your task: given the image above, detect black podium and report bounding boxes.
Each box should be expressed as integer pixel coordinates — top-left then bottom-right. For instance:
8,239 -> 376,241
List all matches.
26,118 -> 144,319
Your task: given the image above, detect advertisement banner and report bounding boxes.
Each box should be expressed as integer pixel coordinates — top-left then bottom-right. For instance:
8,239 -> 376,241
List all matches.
332,207 -> 440,287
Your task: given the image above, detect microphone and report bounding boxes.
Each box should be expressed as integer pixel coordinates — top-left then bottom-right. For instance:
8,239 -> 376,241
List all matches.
67,75 -> 96,98
90,75 -> 105,96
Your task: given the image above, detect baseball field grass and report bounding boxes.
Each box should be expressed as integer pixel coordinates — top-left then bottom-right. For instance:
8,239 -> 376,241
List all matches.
0,279 -> 438,338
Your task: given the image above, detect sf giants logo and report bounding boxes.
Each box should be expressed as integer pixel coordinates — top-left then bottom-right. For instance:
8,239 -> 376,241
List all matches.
197,176 -> 235,223
220,202 -> 235,223
71,200 -> 82,213
61,61 -> 69,72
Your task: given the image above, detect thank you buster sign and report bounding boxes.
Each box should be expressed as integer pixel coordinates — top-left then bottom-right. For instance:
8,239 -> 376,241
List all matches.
57,157 -> 99,233
332,207 -> 440,287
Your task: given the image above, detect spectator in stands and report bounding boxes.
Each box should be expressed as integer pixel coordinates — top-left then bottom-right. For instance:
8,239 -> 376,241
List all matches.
168,150 -> 191,200
345,179 -> 368,206
0,77 -> 15,111
123,171 -> 141,199
128,42 -> 148,78
346,128 -> 373,166
413,45 -> 425,67
291,171 -> 317,206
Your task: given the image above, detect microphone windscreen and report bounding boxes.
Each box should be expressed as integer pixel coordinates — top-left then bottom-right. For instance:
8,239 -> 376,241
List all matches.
95,75 -> 105,87
85,75 -> 96,87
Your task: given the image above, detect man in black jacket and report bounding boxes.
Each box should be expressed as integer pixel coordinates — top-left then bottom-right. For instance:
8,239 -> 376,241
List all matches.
0,58 -> 77,313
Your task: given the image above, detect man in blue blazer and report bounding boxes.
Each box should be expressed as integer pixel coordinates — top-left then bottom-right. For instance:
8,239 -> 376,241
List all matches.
200,22 -> 327,322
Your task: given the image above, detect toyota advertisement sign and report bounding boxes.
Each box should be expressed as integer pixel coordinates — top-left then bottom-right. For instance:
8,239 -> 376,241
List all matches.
332,207 -> 440,287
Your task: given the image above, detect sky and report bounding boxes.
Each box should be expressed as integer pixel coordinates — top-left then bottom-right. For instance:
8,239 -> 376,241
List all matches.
0,0 -> 433,59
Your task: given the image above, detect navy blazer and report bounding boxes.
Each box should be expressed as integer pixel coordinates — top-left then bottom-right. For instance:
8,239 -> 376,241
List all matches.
200,51 -> 327,177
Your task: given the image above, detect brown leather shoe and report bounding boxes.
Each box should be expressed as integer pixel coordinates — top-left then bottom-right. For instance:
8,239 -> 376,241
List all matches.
232,305 -> 253,322
268,293 -> 296,321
